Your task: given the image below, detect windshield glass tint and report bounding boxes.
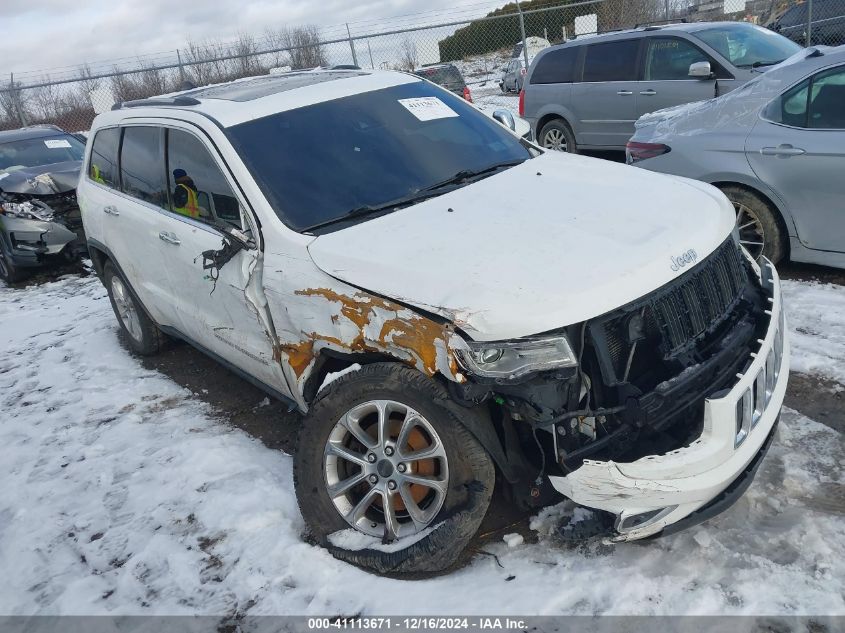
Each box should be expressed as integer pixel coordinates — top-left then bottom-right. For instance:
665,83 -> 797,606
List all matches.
227,81 -> 531,232
692,23 -> 801,68
0,134 -> 85,171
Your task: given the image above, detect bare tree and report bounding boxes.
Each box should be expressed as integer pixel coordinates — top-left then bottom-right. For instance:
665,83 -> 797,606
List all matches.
230,33 -> 266,78
398,36 -> 419,72
270,25 -> 327,69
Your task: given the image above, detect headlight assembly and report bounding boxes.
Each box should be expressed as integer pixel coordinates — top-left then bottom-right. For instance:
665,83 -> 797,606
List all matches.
452,334 -> 577,380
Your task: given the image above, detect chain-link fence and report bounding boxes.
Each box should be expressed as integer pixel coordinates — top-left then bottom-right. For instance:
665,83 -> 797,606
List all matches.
1,0 -> 842,133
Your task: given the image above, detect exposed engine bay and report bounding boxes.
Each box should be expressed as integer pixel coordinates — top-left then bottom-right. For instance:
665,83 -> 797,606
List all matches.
449,236 -> 768,508
0,165 -> 86,280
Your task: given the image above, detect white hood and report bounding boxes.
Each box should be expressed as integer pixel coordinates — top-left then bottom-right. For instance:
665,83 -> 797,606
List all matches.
307,151 -> 736,341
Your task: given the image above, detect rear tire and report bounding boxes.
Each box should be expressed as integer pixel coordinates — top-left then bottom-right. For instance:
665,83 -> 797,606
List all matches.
719,185 -> 787,264
539,119 -> 577,153
103,261 -> 165,355
294,363 -> 495,575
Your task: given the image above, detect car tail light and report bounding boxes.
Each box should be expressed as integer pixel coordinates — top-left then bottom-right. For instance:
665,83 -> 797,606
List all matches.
626,141 -> 671,164
463,86 -> 473,103
518,89 -> 525,116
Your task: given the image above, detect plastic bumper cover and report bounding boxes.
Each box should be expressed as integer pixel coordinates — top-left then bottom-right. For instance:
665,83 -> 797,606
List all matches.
548,258 -> 789,541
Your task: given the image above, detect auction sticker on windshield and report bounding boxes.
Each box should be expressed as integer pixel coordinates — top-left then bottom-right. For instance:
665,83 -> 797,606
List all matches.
44,139 -> 72,149
398,97 -> 459,121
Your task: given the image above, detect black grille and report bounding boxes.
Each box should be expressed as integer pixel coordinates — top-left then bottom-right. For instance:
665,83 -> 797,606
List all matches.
591,237 -> 749,384
647,238 -> 746,354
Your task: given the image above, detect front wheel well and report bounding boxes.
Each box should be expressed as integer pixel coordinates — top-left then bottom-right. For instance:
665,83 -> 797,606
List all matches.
711,181 -> 791,260
536,113 -> 570,136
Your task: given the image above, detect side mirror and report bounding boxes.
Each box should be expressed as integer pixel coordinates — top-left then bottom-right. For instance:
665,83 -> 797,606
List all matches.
689,61 -> 713,79
492,109 -> 516,131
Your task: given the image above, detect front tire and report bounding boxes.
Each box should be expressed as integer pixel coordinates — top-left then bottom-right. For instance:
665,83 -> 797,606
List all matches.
103,261 -> 165,355
719,185 -> 787,264
0,240 -> 24,283
294,363 -> 495,575
539,119 -> 577,153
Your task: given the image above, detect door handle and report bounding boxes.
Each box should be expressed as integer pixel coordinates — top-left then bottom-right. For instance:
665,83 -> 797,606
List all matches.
103,205 -> 119,216
158,231 -> 181,245
639,89 -> 657,96
760,145 -> 806,157
617,90 -> 633,95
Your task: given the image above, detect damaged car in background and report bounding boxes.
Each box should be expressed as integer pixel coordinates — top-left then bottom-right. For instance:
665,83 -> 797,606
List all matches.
0,125 -> 87,282
77,69 -> 789,575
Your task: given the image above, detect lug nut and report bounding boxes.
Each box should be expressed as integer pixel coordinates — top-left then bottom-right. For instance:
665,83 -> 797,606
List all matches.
388,480 -> 397,490
368,474 -> 378,484
384,446 -> 394,456
397,463 -> 407,473
367,453 -> 377,463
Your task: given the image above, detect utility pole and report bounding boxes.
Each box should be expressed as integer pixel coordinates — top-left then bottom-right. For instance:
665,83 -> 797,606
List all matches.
515,0 -> 530,76
346,23 -> 359,67
366,40 -> 375,70
806,0 -> 813,46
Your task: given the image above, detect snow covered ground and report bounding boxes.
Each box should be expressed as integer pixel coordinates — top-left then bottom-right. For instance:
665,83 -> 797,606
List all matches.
1,274 -> 843,616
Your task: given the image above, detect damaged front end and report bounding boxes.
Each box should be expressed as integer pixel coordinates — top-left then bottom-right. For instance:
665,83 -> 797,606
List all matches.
448,236 -> 788,539
0,166 -> 86,275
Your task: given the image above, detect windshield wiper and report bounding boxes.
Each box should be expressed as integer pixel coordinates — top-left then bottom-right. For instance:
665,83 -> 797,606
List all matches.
301,188 -> 453,232
423,159 -> 526,192
301,159 -> 527,233
739,59 -> 783,69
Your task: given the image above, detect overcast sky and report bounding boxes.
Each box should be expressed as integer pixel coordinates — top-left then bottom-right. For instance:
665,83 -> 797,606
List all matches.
3,0 -> 503,79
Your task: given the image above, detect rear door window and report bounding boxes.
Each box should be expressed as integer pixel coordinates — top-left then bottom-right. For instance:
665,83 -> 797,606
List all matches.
582,39 -> 640,82
809,66 -> 845,129
88,127 -> 121,188
120,126 -> 167,207
531,47 -> 579,84
167,128 -> 242,229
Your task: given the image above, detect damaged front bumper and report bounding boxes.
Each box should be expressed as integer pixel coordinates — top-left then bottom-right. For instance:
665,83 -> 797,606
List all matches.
548,259 -> 789,540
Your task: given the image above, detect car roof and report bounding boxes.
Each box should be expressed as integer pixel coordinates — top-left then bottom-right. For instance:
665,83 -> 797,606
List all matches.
549,20 -> 770,48
0,125 -> 66,144
102,69 -> 420,129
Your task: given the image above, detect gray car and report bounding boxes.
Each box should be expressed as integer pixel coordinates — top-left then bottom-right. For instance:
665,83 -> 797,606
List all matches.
628,45 -> 845,269
521,22 -> 803,152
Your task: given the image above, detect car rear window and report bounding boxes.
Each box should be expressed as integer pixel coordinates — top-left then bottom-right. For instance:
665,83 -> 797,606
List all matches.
227,81 -> 531,232
530,47 -> 578,84
582,39 -> 640,82
415,66 -> 465,88
120,126 -> 167,207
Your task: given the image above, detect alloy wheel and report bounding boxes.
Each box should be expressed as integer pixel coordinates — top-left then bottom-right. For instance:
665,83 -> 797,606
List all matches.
734,201 -> 766,260
323,399 -> 449,542
110,275 -> 143,342
543,128 -> 568,152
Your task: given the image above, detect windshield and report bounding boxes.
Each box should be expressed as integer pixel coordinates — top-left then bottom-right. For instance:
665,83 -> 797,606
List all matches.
227,81 -> 531,232
0,134 -> 85,172
691,23 -> 802,68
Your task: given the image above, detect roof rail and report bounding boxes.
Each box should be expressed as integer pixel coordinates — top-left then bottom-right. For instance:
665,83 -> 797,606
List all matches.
112,96 -> 201,111
635,18 -> 687,28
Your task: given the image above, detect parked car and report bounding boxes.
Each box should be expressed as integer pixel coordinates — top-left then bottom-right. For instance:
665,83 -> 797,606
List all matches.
521,22 -> 803,152
628,45 -> 845,268
78,69 -> 788,575
0,125 -> 88,282
500,57 -> 529,93
413,63 -> 472,101
768,0 -> 845,47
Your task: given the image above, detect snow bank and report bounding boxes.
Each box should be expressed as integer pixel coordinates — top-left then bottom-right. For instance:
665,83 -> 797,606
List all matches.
1,275 -> 843,616
782,279 -> 845,385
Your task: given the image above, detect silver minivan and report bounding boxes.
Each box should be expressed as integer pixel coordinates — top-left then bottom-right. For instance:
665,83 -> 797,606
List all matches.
521,22 -> 803,152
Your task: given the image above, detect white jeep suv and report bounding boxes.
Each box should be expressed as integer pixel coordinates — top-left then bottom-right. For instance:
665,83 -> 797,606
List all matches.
78,69 -> 788,575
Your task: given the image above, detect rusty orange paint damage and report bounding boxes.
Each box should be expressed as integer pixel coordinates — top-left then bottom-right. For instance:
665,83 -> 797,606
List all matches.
279,287 -> 459,381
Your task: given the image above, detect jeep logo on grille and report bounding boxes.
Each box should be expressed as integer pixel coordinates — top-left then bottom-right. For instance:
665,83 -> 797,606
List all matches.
670,249 -> 698,272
